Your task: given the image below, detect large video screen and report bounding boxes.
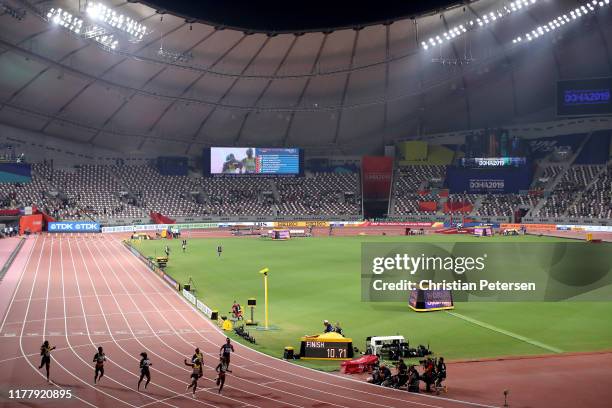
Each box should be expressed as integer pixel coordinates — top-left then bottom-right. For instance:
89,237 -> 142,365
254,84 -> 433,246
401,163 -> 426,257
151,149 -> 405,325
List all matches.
557,77 -> 612,116
210,147 -> 300,175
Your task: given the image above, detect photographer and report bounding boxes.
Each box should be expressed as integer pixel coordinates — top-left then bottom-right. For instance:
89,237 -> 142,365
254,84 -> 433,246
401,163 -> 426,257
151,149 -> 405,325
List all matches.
378,364 -> 393,387
435,357 -> 447,389
367,363 -> 383,385
422,358 -> 436,392
407,365 -> 420,393
394,359 -> 408,389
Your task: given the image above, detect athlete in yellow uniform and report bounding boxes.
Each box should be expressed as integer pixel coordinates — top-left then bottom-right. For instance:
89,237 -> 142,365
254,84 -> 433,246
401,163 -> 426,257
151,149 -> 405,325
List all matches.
192,347 -> 204,378
242,148 -> 257,174
185,358 -> 202,397
39,340 -> 56,381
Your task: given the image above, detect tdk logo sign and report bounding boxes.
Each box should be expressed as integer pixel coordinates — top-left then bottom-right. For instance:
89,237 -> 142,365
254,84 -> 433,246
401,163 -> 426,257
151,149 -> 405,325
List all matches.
48,222 -> 101,233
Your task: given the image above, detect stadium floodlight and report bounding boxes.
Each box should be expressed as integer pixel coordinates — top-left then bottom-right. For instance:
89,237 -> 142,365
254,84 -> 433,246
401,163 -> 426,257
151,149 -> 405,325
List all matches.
45,7 -> 117,49
422,0 -> 539,50
512,1 -> 610,45
86,2 -> 147,42
1,1 -> 26,20
46,8 -> 83,34
95,33 -> 118,50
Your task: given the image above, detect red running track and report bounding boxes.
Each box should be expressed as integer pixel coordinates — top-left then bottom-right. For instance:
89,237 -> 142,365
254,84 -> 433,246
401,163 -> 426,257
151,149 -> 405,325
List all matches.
0,235 -> 491,408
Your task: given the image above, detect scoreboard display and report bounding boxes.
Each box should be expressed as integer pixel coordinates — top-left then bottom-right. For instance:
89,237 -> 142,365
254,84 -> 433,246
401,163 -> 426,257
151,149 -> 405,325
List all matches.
299,333 -> 353,360
210,147 -> 300,175
409,289 -> 454,312
460,157 -> 527,168
557,77 -> 612,116
0,163 -> 31,183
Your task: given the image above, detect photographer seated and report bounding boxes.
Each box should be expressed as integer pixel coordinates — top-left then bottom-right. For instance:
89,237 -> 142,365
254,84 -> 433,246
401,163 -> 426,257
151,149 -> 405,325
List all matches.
367,363 -> 382,385
378,364 -> 393,387
407,365 -> 420,393
422,358 -> 436,392
435,357 -> 447,389
394,359 -> 409,389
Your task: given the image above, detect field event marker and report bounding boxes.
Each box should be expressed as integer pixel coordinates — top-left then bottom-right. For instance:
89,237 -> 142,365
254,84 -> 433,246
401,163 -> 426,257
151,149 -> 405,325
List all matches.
447,311 -> 563,354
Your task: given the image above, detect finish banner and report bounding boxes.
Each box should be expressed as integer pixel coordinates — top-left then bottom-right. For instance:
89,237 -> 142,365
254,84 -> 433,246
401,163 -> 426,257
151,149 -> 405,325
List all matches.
48,221 -> 101,233
361,156 -> 393,200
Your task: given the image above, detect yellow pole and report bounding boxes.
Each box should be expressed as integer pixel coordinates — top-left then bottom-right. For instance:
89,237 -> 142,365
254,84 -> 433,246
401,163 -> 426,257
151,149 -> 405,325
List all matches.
259,267 -> 269,329
263,273 -> 269,329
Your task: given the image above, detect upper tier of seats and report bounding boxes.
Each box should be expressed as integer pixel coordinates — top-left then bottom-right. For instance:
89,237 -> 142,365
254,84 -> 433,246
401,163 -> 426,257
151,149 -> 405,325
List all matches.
533,165 -> 605,218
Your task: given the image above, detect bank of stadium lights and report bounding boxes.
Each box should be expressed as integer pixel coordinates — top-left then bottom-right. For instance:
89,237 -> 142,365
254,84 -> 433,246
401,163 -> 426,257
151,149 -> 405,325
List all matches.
1,1 -> 26,20
512,0 -> 610,44
95,34 -> 118,50
46,7 -> 118,49
86,2 -> 147,42
421,0 -> 538,50
46,8 -> 83,34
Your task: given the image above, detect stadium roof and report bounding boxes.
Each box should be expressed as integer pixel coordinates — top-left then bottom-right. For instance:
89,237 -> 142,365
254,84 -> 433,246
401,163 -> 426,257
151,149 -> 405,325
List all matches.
141,0 -> 464,33
0,0 -> 611,156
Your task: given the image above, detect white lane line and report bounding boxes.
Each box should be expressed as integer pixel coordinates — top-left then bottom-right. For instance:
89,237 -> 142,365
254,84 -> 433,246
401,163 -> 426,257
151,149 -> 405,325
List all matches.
0,332 -> 212,365
79,235 -> 218,408
69,234 -> 181,408
18,237 -> 97,407
259,380 -> 280,386
113,241 -> 451,408
15,291 -> 173,303
42,237 -> 54,337
93,236 -> 273,408
100,238 -> 313,408
117,239 -> 496,408
446,311 -> 563,354
61,236 -> 144,407
2,308 -> 196,326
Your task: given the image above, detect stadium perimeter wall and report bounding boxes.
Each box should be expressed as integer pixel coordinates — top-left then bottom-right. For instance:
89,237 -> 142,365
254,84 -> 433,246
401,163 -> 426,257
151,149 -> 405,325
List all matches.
99,220 -> 612,239
95,212 -> 612,228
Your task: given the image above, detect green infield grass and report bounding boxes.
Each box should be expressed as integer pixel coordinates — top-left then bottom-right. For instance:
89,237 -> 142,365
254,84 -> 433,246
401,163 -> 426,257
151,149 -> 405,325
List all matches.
134,234 -> 612,370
